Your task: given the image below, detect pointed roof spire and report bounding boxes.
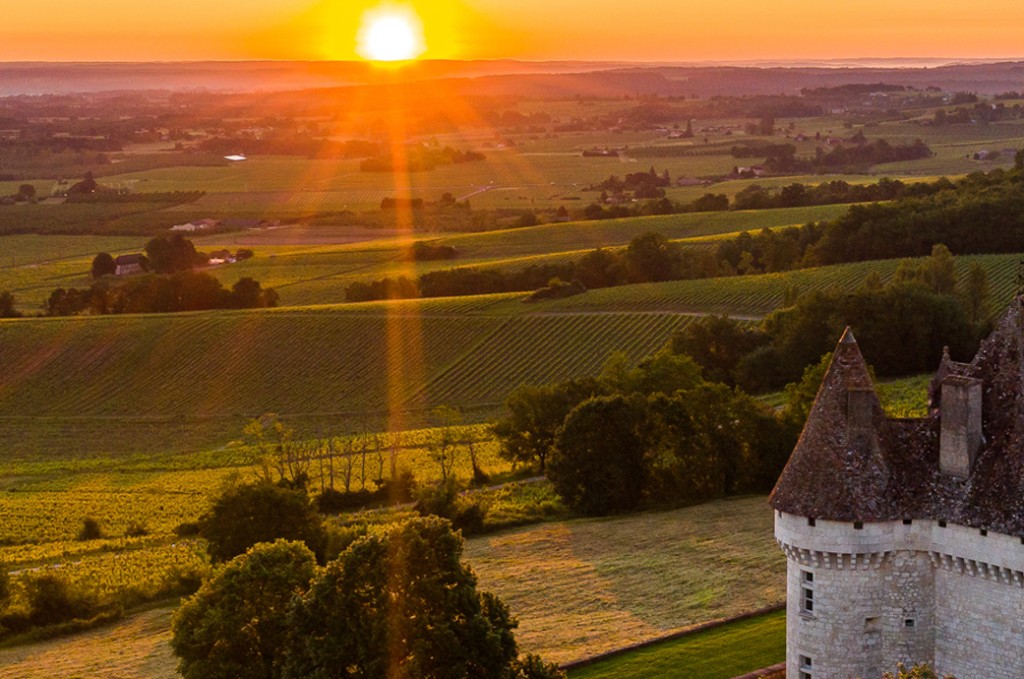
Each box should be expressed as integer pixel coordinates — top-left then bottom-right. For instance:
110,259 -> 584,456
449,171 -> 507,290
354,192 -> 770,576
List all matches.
770,328 -> 892,520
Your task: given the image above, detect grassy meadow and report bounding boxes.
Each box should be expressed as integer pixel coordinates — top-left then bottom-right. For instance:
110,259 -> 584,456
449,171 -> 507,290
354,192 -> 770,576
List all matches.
0,496 -> 785,677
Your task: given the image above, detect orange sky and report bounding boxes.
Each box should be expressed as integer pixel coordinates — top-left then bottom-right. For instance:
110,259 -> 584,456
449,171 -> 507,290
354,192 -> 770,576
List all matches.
2,0 -> 1023,62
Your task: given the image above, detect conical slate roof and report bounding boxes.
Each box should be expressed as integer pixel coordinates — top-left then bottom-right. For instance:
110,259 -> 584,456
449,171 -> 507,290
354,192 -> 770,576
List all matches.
770,328 -> 892,520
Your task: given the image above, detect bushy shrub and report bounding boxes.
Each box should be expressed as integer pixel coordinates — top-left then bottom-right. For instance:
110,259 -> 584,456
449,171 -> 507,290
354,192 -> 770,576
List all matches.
26,574 -> 98,626
414,480 -> 488,536
124,521 -> 149,538
174,521 -> 200,538
77,517 -> 103,541
367,468 -> 414,504
323,523 -> 370,562
0,566 -> 10,610
316,487 -> 383,513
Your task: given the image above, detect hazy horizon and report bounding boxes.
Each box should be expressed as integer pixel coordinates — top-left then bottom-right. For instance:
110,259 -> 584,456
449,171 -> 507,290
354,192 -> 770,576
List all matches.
3,0 -> 1024,63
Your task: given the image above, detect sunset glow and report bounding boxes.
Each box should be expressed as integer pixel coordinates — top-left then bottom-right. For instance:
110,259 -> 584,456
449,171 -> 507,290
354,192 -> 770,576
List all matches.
357,6 -> 426,62
1,0 -> 1023,61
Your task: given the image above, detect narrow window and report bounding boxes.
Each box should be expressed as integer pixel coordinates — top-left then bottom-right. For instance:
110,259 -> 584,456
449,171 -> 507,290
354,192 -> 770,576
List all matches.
854,521 -> 864,530
801,571 -> 814,614
808,517 -> 816,527
980,529 -> 988,536
939,520 -> 947,528
905,618 -> 916,628
799,655 -> 813,679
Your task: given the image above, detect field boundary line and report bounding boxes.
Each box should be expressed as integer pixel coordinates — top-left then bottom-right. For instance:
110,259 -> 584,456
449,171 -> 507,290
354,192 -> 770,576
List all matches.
558,602 -> 785,671
730,661 -> 787,679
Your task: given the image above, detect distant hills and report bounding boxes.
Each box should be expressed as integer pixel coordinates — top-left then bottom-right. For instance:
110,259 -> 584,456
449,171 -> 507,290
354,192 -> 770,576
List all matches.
2,59 -> 1023,96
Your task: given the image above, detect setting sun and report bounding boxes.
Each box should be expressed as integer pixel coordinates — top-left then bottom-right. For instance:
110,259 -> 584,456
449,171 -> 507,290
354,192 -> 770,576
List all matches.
356,4 -> 426,62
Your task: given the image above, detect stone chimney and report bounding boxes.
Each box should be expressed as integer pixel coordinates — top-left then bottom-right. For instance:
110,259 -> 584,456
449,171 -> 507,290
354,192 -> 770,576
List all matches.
939,375 -> 983,478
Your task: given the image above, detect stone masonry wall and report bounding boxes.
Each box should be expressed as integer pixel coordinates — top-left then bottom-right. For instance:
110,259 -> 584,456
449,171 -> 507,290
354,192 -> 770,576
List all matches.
776,512 -> 1024,679
934,565 -> 1024,678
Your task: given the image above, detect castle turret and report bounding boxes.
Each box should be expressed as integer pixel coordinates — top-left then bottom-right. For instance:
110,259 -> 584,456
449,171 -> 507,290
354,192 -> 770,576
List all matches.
770,327 -> 890,522
771,306 -> 1024,679
771,329 -> 931,679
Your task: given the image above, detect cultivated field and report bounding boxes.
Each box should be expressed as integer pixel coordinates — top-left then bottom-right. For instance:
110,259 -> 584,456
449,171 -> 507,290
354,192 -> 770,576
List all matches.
0,248 -> 1014,459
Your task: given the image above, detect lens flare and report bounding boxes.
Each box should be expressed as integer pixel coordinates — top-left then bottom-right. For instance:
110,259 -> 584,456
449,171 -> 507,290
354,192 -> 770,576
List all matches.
357,5 -> 426,62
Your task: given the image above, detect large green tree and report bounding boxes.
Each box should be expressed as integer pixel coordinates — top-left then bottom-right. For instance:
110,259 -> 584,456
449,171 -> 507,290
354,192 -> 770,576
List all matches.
671,314 -> 769,385
548,395 -> 651,515
199,482 -> 326,564
0,291 -> 20,319
145,234 -> 201,274
90,252 -> 116,279
493,382 -> 595,472
285,516 -> 562,679
625,232 -> 681,283
172,540 -> 318,679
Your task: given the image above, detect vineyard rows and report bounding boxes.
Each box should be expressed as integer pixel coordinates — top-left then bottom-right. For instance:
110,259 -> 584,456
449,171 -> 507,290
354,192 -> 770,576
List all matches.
420,312 -> 696,406
5,541 -> 210,612
0,312 -> 502,418
543,253 -> 1023,317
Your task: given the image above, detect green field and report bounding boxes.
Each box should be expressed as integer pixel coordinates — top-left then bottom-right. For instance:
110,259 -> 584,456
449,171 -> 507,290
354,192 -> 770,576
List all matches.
567,609 -> 785,679
0,306 -> 695,457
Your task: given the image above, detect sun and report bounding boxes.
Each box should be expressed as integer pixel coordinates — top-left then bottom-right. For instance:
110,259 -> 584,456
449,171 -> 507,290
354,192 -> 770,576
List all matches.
357,5 -> 426,62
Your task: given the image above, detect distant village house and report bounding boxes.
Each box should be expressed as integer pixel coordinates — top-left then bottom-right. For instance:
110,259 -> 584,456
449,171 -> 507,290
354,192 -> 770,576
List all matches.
114,254 -> 145,276
171,218 -> 220,232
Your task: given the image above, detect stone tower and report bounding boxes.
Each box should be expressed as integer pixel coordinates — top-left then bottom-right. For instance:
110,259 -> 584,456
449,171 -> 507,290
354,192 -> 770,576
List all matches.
770,300 -> 1024,679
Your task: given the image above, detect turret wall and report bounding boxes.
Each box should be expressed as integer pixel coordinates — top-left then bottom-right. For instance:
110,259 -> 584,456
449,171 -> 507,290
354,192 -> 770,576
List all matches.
776,511 -> 1024,679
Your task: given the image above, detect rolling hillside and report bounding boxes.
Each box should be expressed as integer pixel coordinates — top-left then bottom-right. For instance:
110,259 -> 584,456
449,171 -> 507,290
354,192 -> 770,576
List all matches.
1,250 -> 1018,457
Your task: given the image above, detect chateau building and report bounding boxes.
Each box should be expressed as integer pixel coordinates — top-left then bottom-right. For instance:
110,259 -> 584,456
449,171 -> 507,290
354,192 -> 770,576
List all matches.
770,299 -> 1024,679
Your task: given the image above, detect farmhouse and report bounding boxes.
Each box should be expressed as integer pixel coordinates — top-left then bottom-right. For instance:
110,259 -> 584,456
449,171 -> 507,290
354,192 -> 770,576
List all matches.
171,218 -> 219,232
114,254 -> 145,276
771,299 -> 1024,678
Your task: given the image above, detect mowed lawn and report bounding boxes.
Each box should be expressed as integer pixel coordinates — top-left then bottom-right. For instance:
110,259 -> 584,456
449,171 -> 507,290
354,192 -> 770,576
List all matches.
0,496 -> 784,678
568,609 -> 786,679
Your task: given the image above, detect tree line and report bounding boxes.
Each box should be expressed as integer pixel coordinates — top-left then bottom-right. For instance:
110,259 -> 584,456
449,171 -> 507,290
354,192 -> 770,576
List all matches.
344,232 -> 717,302
490,245 -> 993,516
346,165 -> 1024,305
673,245 -> 990,392
492,347 -> 801,516
41,234 -> 274,315
717,165 -> 1024,274
172,517 -> 562,679
164,413 -> 562,679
